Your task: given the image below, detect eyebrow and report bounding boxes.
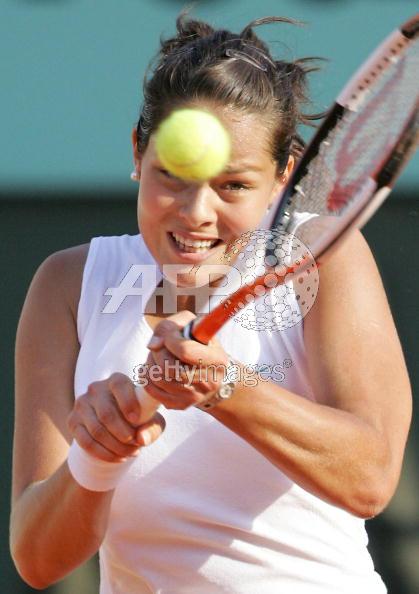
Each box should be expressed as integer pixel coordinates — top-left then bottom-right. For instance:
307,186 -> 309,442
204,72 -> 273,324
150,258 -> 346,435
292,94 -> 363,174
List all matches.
223,163 -> 264,174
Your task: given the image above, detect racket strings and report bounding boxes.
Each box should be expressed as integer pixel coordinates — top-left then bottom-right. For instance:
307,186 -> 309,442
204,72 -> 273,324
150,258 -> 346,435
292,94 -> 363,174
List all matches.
289,40 -> 419,219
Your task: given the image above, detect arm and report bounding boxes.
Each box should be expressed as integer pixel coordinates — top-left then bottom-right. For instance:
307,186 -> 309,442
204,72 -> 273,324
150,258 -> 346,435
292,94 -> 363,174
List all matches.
209,230 -> 412,517
10,246 -> 114,588
10,246 -> 164,588
145,230 -> 412,518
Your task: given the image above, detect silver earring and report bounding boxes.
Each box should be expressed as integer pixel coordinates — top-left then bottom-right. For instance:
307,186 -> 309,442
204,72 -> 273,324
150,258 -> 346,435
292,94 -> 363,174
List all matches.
130,171 -> 139,181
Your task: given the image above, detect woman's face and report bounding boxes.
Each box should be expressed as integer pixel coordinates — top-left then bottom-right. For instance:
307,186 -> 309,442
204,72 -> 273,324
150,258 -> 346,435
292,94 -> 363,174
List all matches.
132,103 -> 293,288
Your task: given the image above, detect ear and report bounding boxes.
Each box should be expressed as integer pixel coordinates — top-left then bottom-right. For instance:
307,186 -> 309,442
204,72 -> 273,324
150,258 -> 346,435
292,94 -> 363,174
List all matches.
131,128 -> 142,179
282,154 -> 295,183
268,155 -> 295,208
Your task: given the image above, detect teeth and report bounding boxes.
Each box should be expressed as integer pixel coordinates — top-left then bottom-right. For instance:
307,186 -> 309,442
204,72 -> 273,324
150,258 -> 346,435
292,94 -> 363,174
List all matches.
172,232 -> 218,249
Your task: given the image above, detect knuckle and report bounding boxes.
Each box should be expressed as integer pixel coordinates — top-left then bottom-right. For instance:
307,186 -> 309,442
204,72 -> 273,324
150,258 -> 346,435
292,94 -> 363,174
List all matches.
74,396 -> 86,412
67,413 -> 76,432
87,381 -> 101,397
108,373 -> 130,392
97,407 -> 117,426
74,425 -> 92,449
155,319 -> 175,335
156,318 -> 178,330
90,423 -> 107,442
121,403 -> 139,419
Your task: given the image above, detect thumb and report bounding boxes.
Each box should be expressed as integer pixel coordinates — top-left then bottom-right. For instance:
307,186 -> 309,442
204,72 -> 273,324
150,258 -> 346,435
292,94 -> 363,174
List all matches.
146,335 -> 165,351
147,311 -> 197,351
135,413 -> 166,447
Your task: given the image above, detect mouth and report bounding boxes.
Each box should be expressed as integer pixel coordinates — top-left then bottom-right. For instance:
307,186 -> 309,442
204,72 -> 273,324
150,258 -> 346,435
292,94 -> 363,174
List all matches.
168,231 -> 223,254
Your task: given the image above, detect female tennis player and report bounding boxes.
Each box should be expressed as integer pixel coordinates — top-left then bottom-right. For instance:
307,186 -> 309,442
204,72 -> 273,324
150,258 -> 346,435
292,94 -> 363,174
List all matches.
10,14 -> 412,594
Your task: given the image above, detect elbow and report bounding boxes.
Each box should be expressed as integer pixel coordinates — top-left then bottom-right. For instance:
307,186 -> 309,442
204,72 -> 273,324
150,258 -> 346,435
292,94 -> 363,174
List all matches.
339,436 -> 403,519
10,522 -> 48,589
11,545 -> 52,590
340,471 -> 398,519
16,573 -> 50,591
10,522 -> 103,590
10,528 -> 69,590
344,489 -> 389,519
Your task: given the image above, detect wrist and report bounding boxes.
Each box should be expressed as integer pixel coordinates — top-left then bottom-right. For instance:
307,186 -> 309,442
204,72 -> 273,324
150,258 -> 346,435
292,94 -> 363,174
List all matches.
67,440 -> 136,492
195,356 -> 240,411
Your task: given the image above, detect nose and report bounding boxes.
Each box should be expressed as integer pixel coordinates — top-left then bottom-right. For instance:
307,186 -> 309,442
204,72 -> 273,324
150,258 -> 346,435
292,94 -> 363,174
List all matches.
177,183 -> 218,228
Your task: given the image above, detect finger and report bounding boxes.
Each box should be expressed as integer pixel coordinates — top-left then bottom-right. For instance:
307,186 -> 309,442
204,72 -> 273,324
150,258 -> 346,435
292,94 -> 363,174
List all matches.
147,347 -> 184,382
144,378 -> 210,410
163,333 -> 228,367
67,407 -> 82,435
87,376 -> 140,441
91,395 -> 138,445
73,424 -> 133,463
147,312 -> 196,351
135,412 -> 166,447
147,343 -> 225,389
145,347 -> 190,383
145,347 -> 196,389
80,399 -> 141,458
107,373 -> 143,426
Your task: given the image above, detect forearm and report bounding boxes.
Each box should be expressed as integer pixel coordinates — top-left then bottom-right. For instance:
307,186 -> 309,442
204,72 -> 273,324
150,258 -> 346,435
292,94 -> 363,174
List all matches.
209,378 -> 391,518
10,460 -> 114,589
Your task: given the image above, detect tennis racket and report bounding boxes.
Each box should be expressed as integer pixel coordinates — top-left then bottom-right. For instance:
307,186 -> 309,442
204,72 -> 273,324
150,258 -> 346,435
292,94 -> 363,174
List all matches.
136,14 -> 419,423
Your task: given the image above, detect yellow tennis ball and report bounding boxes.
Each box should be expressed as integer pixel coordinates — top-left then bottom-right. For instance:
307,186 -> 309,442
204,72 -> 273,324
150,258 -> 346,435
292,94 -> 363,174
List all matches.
155,108 -> 231,182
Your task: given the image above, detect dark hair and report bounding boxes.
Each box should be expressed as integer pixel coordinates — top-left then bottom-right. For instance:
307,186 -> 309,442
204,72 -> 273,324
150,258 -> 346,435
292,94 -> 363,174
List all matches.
136,12 -> 323,173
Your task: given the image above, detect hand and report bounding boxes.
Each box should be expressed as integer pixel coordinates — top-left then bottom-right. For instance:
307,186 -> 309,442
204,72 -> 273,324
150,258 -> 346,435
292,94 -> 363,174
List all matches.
67,373 -> 166,462
142,311 -> 230,410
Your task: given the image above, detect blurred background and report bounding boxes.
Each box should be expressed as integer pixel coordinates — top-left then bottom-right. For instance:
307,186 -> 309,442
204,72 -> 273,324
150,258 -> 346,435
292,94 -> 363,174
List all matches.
1,1 -> 418,592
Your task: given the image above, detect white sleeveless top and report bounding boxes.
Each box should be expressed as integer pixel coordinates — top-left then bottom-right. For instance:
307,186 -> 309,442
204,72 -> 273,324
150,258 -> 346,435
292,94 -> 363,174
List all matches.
74,234 -> 386,594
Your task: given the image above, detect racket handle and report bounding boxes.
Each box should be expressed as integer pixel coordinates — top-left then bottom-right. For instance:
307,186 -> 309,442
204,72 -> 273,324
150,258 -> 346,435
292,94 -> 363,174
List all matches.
135,386 -> 160,424
182,317 -> 212,345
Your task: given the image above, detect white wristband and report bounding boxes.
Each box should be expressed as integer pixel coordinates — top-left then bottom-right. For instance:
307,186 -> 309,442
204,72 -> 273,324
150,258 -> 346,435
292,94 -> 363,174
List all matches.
67,440 -> 136,492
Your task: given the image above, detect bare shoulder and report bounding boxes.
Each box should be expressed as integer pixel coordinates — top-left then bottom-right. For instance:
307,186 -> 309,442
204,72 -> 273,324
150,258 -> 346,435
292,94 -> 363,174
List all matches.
314,228 -> 386,291
33,243 -> 90,320
20,242 -> 91,348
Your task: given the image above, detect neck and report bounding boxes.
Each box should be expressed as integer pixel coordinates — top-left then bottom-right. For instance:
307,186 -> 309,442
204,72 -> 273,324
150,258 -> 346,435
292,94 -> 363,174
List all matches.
151,275 -> 227,317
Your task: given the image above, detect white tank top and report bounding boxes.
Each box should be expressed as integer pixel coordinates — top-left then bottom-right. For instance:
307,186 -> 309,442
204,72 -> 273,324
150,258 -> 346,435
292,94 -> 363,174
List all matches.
74,234 -> 386,594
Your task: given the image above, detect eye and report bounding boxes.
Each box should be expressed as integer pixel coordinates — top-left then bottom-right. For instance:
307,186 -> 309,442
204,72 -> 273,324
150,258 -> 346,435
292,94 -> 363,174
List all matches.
159,168 -> 177,180
157,168 -> 187,186
221,181 -> 251,192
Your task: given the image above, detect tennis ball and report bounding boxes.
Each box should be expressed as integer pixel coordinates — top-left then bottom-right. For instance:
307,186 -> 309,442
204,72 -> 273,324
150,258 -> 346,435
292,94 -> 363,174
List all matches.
155,108 -> 231,182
